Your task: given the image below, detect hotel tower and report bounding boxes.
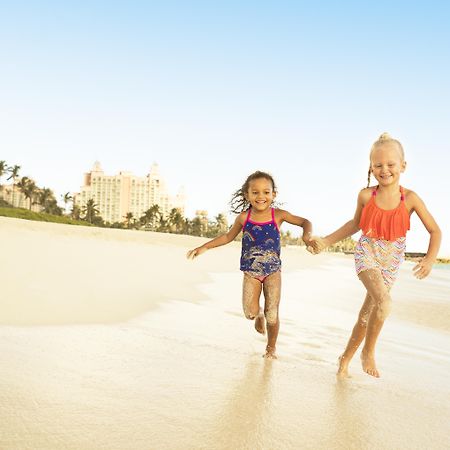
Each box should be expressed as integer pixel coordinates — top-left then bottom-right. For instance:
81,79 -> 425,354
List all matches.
74,162 -> 185,224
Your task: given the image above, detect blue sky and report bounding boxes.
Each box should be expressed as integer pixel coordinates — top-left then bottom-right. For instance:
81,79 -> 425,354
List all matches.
1,1 -> 449,256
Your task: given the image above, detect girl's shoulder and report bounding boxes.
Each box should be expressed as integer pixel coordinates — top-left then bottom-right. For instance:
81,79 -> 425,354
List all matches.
402,186 -> 416,198
273,208 -> 289,219
235,209 -> 249,225
402,187 -> 421,207
358,186 -> 375,205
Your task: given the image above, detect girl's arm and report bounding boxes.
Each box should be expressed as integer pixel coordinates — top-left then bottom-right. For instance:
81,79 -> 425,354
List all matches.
311,189 -> 367,252
186,213 -> 245,259
408,191 -> 442,279
276,210 -> 313,245
321,220 -> 360,248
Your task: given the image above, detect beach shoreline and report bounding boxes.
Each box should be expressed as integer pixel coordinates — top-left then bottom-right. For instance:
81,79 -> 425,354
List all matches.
1,216 -> 449,450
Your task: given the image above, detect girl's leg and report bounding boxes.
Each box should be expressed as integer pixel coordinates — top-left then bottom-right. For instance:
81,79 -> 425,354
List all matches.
357,269 -> 392,378
337,292 -> 373,378
262,271 -> 281,359
242,273 -> 264,333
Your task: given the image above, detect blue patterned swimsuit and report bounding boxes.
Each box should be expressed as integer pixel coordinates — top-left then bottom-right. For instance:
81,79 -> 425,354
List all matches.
240,208 -> 281,279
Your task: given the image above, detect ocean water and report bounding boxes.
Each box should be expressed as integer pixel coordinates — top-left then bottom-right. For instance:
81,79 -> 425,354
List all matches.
434,263 -> 450,270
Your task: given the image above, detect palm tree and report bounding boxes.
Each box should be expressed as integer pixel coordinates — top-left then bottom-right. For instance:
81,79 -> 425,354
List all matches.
182,218 -> 192,235
124,212 -> 134,229
37,187 -> 53,211
34,187 -> 61,215
0,160 -> 8,197
140,204 -> 161,231
330,236 -> 356,253
82,199 -> 100,224
205,213 -> 228,237
215,213 -> 228,233
157,216 -> 169,233
7,164 -> 21,183
61,192 -> 73,215
7,164 -> 21,205
16,176 -> 30,189
139,209 -> 151,229
191,217 -> 203,236
71,203 -> 81,220
7,164 -> 20,175
45,198 -> 63,215
194,210 -> 208,236
167,208 -> 184,233
17,177 -> 38,210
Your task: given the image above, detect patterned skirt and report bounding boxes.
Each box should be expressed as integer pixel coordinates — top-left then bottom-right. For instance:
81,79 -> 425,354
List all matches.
354,234 -> 406,288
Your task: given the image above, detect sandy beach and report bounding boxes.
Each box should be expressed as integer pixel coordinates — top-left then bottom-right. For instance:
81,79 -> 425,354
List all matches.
1,216 -> 449,450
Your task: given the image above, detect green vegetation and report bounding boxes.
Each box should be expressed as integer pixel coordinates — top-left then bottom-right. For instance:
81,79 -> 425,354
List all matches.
281,230 -> 307,246
0,159 -> 370,251
0,160 -> 62,215
327,236 -> 357,253
0,160 -> 232,235
110,208 -> 230,237
1,159 -> 319,243
0,206 -> 91,226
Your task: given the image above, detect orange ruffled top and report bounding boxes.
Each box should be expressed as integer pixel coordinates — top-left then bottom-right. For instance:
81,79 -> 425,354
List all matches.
359,186 -> 410,241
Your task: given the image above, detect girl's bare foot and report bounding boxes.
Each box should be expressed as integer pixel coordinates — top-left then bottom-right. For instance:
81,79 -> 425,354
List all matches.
336,354 -> 351,378
254,312 -> 266,335
361,351 -> 380,378
263,345 -> 277,359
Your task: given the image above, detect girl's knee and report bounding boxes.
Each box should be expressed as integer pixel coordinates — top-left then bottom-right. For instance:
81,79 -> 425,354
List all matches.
264,307 -> 278,326
243,305 -> 259,320
375,294 -> 392,321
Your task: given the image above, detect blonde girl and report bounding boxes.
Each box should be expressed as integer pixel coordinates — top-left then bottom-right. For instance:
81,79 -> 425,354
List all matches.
310,133 -> 441,378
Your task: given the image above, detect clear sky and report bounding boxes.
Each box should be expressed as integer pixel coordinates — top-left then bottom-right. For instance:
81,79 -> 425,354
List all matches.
1,1 -> 449,256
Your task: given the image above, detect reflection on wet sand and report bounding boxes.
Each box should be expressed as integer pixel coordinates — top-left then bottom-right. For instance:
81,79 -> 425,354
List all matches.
208,359 -> 274,450
331,380 -> 370,449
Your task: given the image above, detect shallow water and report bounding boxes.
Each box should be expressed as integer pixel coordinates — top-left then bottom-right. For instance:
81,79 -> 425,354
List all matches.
1,263 -> 449,450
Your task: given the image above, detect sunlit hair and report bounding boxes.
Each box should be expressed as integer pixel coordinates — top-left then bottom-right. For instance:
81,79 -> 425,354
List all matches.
230,170 -> 277,213
366,132 -> 405,187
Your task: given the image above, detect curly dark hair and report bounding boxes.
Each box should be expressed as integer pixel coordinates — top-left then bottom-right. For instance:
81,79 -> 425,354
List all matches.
230,171 -> 278,214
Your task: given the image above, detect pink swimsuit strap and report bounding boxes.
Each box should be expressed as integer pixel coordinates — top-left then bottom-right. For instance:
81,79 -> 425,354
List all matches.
243,207 -> 278,229
372,186 -> 405,201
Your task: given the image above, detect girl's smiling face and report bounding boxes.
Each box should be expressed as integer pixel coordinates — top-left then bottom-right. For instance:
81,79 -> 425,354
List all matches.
245,177 -> 276,211
370,143 -> 406,187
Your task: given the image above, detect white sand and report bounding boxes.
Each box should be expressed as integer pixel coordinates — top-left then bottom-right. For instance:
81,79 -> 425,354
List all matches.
1,216 -> 449,449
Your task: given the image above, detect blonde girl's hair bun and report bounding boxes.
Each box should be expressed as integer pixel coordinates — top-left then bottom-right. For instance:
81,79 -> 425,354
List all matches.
378,132 -> 392,141
372,132 -> 403,153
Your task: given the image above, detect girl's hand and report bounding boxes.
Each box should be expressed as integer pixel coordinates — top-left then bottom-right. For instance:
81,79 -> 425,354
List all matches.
186,246 -> 207,260
412,257 -> 434,279
302,231 -> 313,247
307,236 -> 329,255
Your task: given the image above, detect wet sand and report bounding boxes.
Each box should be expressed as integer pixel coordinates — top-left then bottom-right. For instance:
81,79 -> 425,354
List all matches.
1,217 -> 449,450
